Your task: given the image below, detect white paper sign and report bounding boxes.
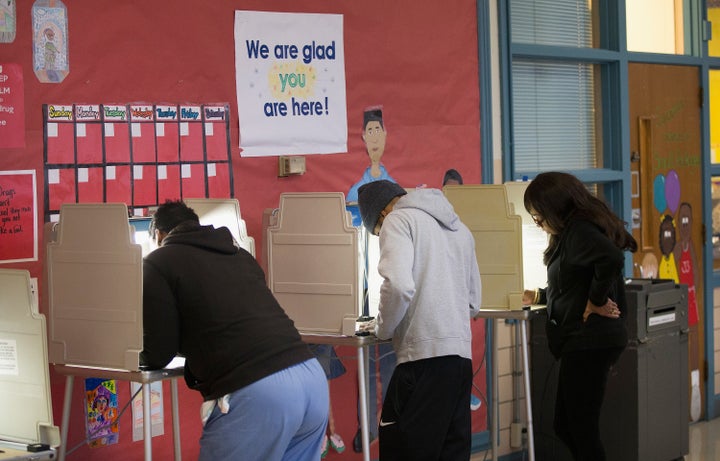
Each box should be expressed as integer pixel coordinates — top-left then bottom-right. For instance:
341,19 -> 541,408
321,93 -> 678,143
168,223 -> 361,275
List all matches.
0,339 -> 19,375
234,10 -> 348,157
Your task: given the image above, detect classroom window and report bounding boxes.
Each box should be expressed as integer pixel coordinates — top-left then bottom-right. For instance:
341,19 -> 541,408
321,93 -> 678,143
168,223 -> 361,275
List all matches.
512,60 -> 602,173
510,0 -> 600,48
626,0 -> 697,55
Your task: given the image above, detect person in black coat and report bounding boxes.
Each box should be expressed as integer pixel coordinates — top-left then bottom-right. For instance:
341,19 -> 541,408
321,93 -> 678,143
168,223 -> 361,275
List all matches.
141,200 -> 328,461
522,172 -> 637,461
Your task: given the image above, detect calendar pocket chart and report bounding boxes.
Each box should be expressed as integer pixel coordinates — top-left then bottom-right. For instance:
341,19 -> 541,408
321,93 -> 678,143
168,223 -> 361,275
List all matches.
43,103 -> 234,221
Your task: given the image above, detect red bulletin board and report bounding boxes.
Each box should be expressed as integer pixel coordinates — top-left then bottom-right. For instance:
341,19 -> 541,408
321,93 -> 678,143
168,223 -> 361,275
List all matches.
0,170 -> 37,263
4,3 -> 484,459
43,103 -> 233,220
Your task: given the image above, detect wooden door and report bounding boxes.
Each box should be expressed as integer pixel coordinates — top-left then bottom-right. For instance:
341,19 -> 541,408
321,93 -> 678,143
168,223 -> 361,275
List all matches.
628,63 -> 704,420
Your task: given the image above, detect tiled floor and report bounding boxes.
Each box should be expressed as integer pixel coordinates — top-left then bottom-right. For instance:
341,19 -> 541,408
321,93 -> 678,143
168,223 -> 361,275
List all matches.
470,418 -> 720,460
688,417 -> 720,461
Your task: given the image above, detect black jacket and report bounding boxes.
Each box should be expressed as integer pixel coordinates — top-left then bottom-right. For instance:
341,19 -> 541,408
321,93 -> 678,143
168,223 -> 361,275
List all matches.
141,222 -> 313,400
541,219 -> 628,359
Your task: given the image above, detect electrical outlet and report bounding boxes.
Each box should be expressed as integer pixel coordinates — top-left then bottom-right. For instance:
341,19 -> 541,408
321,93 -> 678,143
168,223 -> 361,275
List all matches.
278,156 -> 306,177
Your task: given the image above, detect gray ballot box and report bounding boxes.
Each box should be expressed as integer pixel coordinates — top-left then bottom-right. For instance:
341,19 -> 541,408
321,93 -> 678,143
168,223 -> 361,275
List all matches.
530,279 -> 689,461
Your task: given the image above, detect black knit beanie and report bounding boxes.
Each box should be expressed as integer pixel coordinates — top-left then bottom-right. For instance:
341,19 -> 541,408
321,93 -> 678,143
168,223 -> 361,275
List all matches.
357,180 -> 407,233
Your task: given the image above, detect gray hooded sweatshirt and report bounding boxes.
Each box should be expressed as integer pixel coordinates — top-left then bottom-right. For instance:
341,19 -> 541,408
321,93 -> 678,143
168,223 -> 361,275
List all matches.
374,188 -> 482,364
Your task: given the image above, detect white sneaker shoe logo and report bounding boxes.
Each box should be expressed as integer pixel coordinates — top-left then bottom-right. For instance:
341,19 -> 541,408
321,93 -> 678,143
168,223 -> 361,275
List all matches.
379,419 -> 396,427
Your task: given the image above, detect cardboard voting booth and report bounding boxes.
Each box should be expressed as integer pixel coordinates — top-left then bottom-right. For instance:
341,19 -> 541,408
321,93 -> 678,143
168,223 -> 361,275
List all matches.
443,182 -> 546,461
265,192 -> 361,335
184,198 -> 255,257
0,269 -> 60,460
45,203 -> 185,461
444,183 -> 547,310
47,203 -> 144,370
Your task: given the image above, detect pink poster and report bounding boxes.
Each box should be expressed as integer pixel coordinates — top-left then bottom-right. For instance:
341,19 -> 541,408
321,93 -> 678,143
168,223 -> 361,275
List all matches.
0,170 -> 37,263
0,63 -> 25,148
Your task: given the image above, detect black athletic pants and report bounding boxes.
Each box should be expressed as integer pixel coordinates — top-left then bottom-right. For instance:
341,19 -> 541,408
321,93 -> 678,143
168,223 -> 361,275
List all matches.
378,355 -> 472,461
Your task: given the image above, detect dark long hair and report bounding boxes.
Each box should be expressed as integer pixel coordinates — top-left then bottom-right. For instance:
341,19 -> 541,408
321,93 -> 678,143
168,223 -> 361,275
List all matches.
524,172 -> 637,264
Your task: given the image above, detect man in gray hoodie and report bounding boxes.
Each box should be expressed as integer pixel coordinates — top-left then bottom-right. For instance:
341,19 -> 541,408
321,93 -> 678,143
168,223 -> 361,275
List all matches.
357,180 -> 482,460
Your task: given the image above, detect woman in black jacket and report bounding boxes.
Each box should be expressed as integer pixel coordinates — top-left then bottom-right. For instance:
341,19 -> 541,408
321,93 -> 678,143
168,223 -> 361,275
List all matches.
523,172 -> 637,461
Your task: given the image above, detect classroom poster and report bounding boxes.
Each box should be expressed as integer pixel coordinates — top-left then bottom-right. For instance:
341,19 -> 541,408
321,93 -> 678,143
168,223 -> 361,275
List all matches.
0,63 -> 25,148
130,382 -> 165,441
85,378 -> 119,448
234,10 -> 347,157
0,170 -> 37,263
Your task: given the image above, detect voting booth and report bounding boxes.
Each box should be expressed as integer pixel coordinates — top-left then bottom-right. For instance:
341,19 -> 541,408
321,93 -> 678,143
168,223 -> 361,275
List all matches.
0,269 -> 60,460
264,192 -> 361,335
444,182 -> 546,461
444,182 -> 547,310
45,203 -> 187,461
47,203 -> 145,370
184,198 -> 255,257
46,199 -> 255,370
263,193 -> 386,461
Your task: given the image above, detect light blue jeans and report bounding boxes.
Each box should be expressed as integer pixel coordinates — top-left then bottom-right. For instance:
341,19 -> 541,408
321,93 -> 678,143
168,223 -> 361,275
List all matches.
199,358 -> 329,461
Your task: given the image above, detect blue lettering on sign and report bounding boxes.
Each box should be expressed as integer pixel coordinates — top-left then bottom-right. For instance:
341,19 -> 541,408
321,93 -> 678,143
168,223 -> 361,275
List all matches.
181,108 -> 200,119
156,108 -> 177,118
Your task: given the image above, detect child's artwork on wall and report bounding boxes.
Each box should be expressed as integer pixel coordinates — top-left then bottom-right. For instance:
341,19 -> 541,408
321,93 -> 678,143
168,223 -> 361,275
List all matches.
0,0 -> 16,43
32,0 -> 69,83
85,378 -> 119,448
43,103 -> 233,221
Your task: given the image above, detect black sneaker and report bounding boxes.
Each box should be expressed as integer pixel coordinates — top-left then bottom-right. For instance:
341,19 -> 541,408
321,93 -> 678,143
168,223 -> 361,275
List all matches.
353,428 -> 362,453
352,428 -> 377,453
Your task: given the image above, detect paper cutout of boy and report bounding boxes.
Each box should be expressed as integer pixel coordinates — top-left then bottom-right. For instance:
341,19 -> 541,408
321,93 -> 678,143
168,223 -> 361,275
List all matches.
346,107 -> 397,452
347,108 -> 397,204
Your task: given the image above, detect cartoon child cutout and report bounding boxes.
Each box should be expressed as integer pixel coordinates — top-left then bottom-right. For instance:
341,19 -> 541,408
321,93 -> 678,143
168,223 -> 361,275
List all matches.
674,202 -> 699,325
346,107 -> 397,452
658,214 -> 680,282
346,108 -> 397,204
674,202 -> 702,421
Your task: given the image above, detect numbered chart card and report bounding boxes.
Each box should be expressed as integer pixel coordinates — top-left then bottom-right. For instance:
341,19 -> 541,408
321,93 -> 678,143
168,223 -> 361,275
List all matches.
0,0 -> 16,43
32,0 -> 69,83
75,104 -> 103,164
130,104 -> 156,163
155,104 -> 179,162
179,104 -> 203,162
